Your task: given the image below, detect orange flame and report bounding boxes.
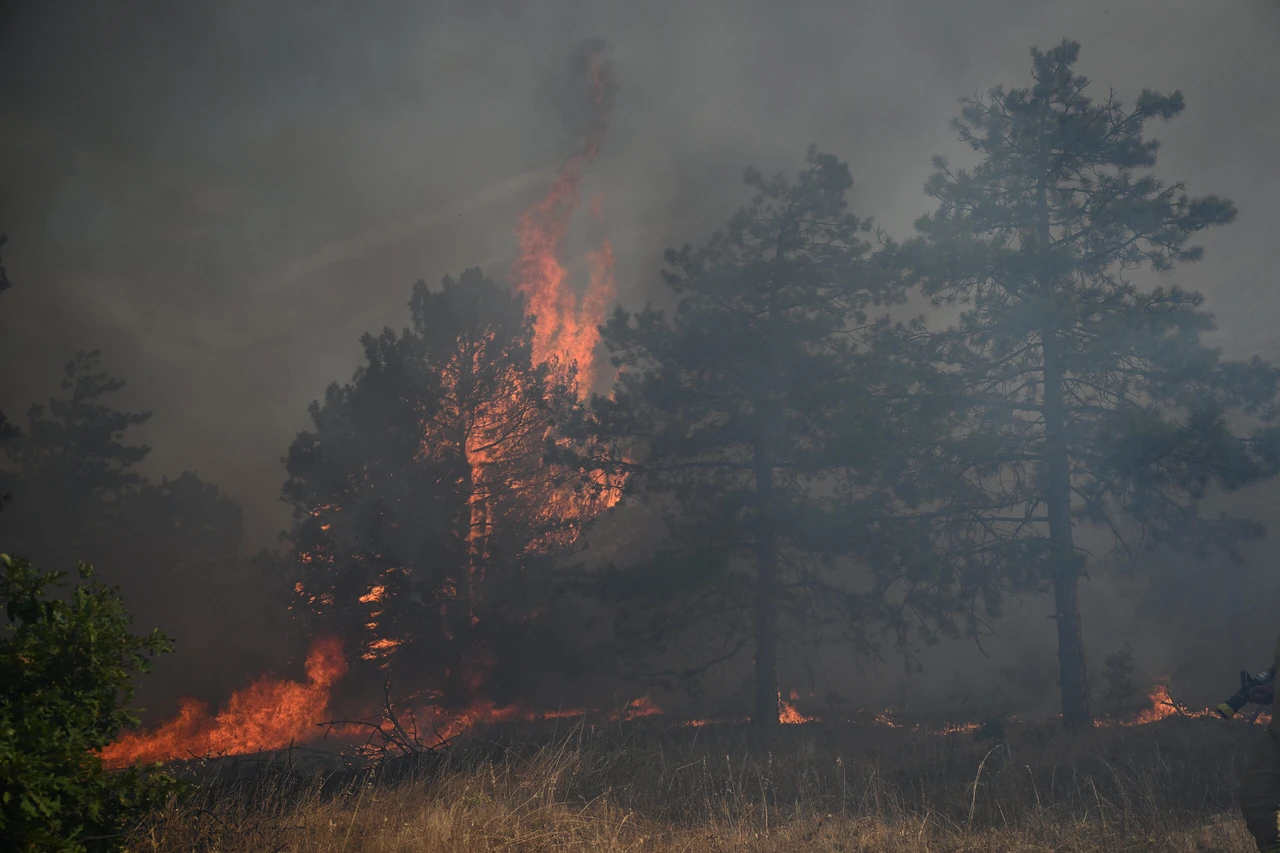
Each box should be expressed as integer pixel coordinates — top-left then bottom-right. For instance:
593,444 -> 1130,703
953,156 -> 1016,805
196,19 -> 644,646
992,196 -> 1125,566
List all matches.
779,689 -> 816,725
1108,679 -> 1215,727
618,695 -> 663,720
101,637 -> 347,767
513,47 -> 616,398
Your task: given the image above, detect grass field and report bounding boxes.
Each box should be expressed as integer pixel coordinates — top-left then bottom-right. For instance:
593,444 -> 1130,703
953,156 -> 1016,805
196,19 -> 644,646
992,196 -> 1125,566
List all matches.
132,716 -> 1268,852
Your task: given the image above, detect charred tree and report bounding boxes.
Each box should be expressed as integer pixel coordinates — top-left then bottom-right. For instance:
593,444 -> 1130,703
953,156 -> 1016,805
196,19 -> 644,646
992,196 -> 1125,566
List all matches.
905,40 -> 1280,729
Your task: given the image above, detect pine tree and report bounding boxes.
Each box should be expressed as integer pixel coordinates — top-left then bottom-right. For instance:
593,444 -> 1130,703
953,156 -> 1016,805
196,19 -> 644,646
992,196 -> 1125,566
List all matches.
905,40 -> 1280,728
1,351 -> 152,565
283,269 -> 596,707
585,148 -> 968,726
0,353 -> 248,702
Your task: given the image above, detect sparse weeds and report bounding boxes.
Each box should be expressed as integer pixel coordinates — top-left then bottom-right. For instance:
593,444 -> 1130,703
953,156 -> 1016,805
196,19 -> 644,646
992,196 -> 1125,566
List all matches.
133,717 -> 1263,851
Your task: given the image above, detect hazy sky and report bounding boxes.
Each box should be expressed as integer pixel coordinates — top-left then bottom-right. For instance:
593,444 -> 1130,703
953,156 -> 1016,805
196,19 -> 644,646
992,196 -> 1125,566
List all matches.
2,0 -> 1278,553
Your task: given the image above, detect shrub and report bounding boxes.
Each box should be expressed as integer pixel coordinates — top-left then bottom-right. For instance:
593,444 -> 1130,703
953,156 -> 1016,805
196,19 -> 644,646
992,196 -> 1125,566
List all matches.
0,553 -> 178,852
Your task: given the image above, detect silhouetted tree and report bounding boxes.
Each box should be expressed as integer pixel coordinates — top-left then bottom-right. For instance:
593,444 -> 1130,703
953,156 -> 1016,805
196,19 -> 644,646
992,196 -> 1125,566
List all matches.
283,269 -> 598,707
583,148 -> 974,726
0,353 -> 248,705
1,351 -> 151,564
905,40 -> 1280,728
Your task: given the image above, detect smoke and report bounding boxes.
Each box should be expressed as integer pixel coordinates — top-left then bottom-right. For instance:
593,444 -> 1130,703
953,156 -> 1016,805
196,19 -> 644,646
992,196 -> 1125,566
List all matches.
2,0 -> 1280,715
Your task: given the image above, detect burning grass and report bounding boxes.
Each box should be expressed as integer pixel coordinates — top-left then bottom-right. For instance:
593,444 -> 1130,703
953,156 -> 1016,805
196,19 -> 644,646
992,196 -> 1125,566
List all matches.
132,715 -> 1265,852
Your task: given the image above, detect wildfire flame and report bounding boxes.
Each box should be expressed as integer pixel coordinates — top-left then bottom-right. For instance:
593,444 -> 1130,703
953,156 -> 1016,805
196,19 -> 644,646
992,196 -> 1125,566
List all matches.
106,653 -> 1269,767
514,43 -> 616,398
101,637 -> 347,767
779,689 -> 816,725
1105,679 -> 1216,727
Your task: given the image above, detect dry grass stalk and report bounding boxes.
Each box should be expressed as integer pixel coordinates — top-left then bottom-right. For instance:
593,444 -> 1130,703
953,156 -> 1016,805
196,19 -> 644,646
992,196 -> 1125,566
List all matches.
132,716 -> 1266,852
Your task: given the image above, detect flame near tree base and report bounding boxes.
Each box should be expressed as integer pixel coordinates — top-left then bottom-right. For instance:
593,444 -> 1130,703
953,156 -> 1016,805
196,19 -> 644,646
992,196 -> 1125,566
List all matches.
100,638 -> 1260,769
101,636 -> 348,767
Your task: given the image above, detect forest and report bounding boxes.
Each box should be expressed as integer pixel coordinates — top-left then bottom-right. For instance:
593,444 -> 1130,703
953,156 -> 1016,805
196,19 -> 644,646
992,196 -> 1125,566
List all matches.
4,12 -> 1280,853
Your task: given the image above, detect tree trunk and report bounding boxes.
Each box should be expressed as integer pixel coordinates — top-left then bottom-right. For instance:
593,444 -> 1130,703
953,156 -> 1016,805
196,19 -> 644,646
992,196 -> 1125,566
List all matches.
1036,172 -> 1090,729
1034,157 -> 1095,722
753,446 -> 780,728
1042,329 -> 1090,729
444,443 -> 480,707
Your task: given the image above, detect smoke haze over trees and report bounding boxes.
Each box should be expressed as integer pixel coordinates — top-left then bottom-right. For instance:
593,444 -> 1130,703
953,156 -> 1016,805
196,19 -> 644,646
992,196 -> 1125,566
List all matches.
3,2 -> 1280,732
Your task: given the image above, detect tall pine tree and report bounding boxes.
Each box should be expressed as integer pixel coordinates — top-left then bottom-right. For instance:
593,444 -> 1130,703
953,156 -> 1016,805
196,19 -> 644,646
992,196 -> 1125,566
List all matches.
586,148 -> 969,726
906,40 -> 1280,728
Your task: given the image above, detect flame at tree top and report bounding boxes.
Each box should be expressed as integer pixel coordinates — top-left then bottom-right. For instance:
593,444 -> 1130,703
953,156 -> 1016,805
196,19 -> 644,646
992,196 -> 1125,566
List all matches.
514,41 -> 617,397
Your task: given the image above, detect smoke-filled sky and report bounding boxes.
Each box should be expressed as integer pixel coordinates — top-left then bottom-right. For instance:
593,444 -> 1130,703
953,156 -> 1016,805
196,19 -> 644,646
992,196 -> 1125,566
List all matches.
2,0 -> 1279,557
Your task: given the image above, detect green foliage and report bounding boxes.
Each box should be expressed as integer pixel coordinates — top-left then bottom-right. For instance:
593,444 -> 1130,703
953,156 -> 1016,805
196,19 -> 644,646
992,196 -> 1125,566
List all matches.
0,353 -> 247,702
0,554 -> 178,852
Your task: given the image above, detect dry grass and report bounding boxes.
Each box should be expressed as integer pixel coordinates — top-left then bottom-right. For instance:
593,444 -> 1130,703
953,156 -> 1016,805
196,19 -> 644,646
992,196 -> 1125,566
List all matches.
131,716 -> 1267,852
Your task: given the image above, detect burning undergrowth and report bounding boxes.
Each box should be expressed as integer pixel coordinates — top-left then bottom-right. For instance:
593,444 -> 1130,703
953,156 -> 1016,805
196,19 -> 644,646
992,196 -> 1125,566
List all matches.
102,641 -> 1265,769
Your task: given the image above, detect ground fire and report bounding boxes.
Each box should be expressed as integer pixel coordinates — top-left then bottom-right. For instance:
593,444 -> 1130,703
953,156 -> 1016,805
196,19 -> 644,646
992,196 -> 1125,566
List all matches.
104,655 -> 1267,768
101,637 -> 348,767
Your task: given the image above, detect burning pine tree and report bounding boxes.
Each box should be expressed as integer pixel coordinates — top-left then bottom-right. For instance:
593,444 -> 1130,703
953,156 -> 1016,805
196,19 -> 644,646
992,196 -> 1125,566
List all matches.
286,38 -> 622,713
284,270 -> 618,709
103,38 -> 626,761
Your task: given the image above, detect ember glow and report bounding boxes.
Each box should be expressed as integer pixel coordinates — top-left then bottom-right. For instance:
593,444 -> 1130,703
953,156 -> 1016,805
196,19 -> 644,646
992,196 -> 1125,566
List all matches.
101,637 -> 347,767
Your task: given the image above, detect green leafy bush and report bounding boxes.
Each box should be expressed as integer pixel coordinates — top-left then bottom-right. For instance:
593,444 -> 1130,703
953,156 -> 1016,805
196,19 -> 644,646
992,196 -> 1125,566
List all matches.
0,553 -> 178,851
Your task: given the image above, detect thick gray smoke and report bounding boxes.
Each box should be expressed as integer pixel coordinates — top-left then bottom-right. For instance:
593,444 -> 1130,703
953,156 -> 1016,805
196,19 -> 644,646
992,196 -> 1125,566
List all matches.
2,0 -> 1279,713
